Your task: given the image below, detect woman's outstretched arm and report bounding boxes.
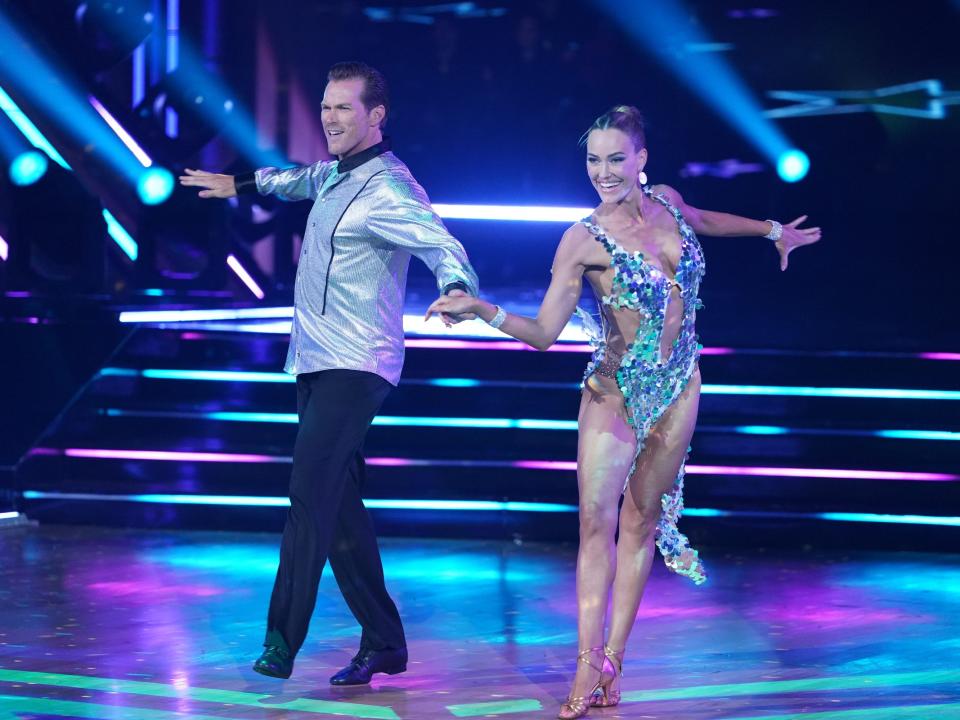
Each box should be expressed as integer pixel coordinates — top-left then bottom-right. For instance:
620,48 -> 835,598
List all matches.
425,225 -> 588,351
652,184 -> 822,270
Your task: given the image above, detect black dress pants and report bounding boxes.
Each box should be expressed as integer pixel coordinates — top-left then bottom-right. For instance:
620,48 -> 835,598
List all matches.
264,369 -> 405,656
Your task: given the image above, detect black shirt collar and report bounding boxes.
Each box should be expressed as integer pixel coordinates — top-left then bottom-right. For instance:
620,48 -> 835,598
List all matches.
336,137 -> 391,174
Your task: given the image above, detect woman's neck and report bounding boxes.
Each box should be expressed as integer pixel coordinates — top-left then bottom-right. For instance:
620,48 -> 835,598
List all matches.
598,184 -> 646,225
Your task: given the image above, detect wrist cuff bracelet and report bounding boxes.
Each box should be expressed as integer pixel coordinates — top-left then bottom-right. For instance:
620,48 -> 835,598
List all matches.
764,219 -> 783,242
488,305 -> 507,329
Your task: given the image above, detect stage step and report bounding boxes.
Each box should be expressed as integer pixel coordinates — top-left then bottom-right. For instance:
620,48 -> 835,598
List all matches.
16,326 -> 960,546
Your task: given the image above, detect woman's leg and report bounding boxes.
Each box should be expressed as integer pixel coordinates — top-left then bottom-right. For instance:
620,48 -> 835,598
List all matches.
565,384 -> 637,699
606,369 -> 702,654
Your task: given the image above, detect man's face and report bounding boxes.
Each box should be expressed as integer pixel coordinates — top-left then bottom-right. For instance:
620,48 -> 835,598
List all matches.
320,78 -> 382,158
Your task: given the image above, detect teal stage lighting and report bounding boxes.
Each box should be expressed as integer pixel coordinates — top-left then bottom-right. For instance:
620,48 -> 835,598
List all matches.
9,149 -> 48,185
0,9 -> 152,191
136,167 -> 174,205
591,0 -> 810,183
777,149 -> 810,182
158,42 -> 288,167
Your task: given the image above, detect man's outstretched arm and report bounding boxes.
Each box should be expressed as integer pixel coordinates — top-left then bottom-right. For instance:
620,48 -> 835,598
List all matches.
179,168 -> 237,199
179,161 -> 334,202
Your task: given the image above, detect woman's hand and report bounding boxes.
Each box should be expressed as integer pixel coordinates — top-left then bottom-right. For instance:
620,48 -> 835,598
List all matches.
179,168 -> 237,199
425,295 -> 483,327
775,215 -> 821,271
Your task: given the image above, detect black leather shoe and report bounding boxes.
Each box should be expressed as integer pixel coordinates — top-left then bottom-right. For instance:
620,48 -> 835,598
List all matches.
329,646 -> 408,686
253,645 -> 294,679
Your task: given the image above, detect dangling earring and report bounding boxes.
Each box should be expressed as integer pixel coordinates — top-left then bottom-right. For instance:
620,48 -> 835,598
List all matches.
638,171 -> 648,186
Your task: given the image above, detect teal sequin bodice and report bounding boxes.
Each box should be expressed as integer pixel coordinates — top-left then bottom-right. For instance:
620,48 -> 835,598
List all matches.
580,186 -> 707,585
584,188 -> 704,380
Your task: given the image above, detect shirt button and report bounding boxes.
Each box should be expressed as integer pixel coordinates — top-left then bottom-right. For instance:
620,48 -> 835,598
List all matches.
321,198 -> 327,202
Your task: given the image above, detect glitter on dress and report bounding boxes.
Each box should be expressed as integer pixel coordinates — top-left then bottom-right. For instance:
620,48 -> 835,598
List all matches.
579,186 -> 707,585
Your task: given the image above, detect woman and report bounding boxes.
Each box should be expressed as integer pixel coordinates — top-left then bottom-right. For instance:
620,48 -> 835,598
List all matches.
426,106 -> 821,719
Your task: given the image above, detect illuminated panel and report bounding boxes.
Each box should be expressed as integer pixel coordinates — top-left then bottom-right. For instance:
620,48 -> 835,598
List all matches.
102,209 -> 138,261
226,254 -> 265,300
88,96 -> 153,167
34,448 -> 960,482
20,491 -> 960,527
95,367 -> 960,402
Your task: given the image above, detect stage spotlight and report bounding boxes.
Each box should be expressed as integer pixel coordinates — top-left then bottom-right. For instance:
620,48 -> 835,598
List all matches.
0,86 -> 71,170
134,183 -> 229,288
9,150 -> 49,186
12,1 -> 153,74
777,149 -> 810,183
1,93 -> 55,185
590,0 -> 801,178
73,0 -> 155,72
6,159 -> 107,290
0,11 -> 149,191
134,58 -> 286,167
137,167 -> 174,205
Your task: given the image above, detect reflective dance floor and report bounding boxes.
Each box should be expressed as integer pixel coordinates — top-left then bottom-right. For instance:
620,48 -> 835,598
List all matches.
2,525 -> 959,719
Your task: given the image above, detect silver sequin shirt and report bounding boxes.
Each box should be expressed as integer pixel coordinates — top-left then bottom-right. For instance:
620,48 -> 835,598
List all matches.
254,149 -> 478,385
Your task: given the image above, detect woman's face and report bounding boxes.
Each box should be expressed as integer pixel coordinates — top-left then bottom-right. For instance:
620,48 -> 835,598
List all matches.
585,128 -> 647,205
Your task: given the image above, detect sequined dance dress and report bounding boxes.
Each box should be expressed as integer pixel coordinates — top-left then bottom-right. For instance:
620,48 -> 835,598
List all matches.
578,186 -> 707,585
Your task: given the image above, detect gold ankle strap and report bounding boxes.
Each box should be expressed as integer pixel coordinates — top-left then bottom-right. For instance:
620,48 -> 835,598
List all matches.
576,646 -> 605,673
603,645 -> 624,671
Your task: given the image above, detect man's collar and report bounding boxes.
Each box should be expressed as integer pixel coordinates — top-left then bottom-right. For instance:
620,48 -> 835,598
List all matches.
336,137 -> 391,174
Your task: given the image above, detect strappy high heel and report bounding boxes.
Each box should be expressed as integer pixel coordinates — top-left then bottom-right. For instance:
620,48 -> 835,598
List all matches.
590,645 -> 624,708
557,647 -> 605,719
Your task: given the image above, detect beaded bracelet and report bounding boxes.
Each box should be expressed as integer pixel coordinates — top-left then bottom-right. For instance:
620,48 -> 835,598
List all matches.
488,305 -> 507,329
764,219 -> 783,242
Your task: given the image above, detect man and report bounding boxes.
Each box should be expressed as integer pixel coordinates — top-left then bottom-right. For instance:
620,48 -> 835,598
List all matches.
179,61 -> 477,685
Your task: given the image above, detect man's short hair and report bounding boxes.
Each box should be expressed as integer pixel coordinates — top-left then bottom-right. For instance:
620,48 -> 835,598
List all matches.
327,61 -> 389,129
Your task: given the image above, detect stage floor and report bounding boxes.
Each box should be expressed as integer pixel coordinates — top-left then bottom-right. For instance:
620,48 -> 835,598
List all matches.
1,526 -> 958,719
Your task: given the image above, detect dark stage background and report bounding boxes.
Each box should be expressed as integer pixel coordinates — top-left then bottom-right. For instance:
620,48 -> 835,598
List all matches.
257,0 -> 960,351
1,0 -> 958,542
3,0 -> 957,349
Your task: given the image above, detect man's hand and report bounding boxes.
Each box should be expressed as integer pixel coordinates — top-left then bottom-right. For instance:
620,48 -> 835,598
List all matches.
441,288 -> 476,324
426,292 -> 480,327
179,168 -> 237,199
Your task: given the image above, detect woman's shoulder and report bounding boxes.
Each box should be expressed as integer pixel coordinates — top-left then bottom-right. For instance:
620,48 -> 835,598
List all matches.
552,221 -> 598,267
650,183 -> 683,205
559,220 -> 595,249
563,219 -> 591,237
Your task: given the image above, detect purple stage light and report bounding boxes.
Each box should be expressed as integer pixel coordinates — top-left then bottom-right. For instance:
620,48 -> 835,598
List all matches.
680,159 -> 765,179
686,465 -> 959,482
63,448 -> 286,463
47,448 -> 960,482
0,233 -> 7,261
88,96 -> 153,168
226,254 -> 265,300
405,339 -> 593,352
513,460 -> 578,471
367,457 -> 424,467
699,347 -> 735,355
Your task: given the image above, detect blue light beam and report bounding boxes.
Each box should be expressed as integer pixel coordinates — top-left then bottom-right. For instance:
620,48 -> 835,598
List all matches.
0,85 -> 71,169
590,0 -> 805,178
165,40 -> 287,167
137,167 -> 174,205
8,149 -> 48,185
0,10 -> 152,187
0,80 -> 139,258
777,149 -> 809,182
